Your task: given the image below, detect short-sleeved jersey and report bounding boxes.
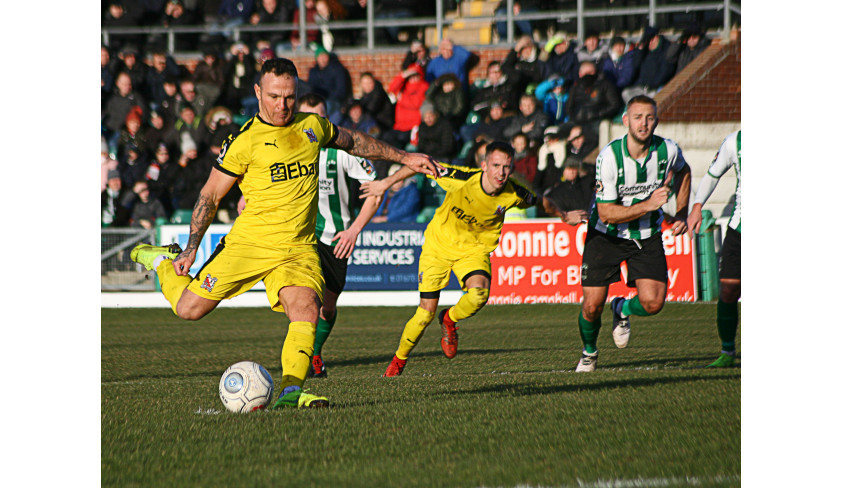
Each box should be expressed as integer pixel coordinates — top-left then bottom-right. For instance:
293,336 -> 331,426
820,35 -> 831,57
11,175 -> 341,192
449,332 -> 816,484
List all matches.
424,163 -> 536,256
315,148 -> 377,246
694,130 -> 741,233
591,134 -> 687,240
215,113 -> 337,249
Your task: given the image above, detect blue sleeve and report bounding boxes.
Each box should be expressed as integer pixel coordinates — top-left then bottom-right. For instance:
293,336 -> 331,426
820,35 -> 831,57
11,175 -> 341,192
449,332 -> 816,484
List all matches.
534,79 -> 553,100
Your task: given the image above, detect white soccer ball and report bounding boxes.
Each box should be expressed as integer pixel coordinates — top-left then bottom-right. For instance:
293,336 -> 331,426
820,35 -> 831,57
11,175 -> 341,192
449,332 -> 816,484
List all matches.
219,361 -> 274,413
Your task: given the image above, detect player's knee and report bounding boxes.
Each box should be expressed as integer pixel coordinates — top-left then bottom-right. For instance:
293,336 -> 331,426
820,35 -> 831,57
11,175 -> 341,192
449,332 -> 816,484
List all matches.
719,280 -> 741,303
639,297 -> 664,315
176,303 -> 205,321
582,302 -> 604,321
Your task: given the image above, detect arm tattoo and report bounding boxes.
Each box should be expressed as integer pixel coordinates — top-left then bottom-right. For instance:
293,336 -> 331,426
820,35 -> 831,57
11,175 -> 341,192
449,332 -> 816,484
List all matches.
185,194 -> 218,253
332,126 -> 405,162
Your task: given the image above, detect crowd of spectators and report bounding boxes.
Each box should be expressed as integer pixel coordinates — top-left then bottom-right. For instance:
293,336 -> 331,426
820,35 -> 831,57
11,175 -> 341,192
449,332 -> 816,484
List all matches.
102,1 -> 711,226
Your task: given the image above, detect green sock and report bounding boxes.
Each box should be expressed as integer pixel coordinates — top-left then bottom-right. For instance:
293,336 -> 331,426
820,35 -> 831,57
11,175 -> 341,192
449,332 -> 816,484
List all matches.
716,299 -> 739,352
621,295 -> 651,317
313,311 -> 337,356
578,312 -> 601,354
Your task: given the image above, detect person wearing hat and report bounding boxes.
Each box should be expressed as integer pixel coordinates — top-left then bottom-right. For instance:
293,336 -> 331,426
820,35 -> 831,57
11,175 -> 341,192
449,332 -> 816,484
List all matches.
598,36 -> 638,92
307,45 -> 351,123
417,102 -> 457,163
543,32 -> 579,88
102,169 -> 131,227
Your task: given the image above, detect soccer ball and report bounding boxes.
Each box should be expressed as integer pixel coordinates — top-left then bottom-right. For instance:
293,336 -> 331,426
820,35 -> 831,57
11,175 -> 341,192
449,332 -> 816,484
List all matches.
219,361 -> 274,413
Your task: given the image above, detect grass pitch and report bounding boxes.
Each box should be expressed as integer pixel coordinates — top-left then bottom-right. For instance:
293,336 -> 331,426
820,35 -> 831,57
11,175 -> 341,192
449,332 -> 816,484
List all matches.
101,302 -> 740,487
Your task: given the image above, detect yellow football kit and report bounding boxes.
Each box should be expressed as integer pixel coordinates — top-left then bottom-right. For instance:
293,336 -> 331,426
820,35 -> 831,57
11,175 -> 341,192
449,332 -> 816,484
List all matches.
185,112 -> 337,310
418,163 -> 535,293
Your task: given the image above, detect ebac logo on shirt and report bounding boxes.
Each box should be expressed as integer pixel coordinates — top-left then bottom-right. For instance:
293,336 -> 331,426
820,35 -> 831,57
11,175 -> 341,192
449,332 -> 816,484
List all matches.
270,160 -> 317,182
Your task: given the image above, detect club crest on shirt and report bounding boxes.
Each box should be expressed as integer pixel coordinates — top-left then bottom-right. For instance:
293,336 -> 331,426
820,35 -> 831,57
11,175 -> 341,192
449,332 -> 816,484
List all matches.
495,205 -> 506,216
200,274 -> 218,292
303,128 -> 318,143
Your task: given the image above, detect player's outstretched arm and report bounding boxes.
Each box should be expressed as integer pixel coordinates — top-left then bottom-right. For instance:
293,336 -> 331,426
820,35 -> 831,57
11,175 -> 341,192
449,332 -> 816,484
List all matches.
360,165 -> 417,199
329,126 -> 442,178
174,169 -> 237,276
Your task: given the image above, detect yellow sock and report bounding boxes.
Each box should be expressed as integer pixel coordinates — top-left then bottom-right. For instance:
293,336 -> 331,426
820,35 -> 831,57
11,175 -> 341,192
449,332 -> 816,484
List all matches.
279,321 -> 316,390
396,307 -> 435,360
449,288 -> 489,322
156,259 -> 192,316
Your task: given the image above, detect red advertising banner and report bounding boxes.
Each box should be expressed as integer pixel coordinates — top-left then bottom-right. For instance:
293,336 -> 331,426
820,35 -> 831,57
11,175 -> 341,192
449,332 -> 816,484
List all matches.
489,219 -> 697,304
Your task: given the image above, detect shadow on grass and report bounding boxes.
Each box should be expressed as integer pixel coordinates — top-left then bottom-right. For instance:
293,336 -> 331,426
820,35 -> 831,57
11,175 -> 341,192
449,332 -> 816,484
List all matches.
323,347 -> 544,368
448,372 -> 739,398
608,354 -> 742,370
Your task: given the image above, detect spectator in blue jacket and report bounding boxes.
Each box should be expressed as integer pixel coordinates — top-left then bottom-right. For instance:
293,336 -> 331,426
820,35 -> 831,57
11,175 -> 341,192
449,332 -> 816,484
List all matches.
425,38 -> 474,96
534,75 -> 568,125
599,36 -> 638,92
372,165 -> 421,223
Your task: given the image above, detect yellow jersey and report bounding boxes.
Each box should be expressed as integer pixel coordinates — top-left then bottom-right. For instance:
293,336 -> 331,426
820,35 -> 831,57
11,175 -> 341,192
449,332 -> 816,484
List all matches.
215,113 -> 337,249
424,163 -> 536,257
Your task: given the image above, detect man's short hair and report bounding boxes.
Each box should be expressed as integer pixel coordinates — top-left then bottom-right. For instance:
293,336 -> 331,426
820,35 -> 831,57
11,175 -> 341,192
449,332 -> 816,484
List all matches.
260,58 -> 299,81
485,141 -> 515,161
297,92 -> 326,111
626,94 -> 657,110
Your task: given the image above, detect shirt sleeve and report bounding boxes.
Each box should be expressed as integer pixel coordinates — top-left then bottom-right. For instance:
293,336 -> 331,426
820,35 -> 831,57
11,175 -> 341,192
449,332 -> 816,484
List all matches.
693,132 -> 736,205
426,162 -> 476,192
215,130 -> 248,177
342,153 -> 377,182
594,148 -> 618,203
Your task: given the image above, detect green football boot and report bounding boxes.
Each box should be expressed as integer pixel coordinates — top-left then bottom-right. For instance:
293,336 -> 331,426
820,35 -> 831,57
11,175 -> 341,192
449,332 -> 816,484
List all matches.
271,386 -> 329,409
130,243 -> 183,271
705,352 -> 736,368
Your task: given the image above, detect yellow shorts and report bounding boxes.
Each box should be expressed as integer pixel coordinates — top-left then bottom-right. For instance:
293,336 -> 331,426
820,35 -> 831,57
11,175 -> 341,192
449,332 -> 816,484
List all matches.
417,243 -> 491,294
187,239 -> 324,312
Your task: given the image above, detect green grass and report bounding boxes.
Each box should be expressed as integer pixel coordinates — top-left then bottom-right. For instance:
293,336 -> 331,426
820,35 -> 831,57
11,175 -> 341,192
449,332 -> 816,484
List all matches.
101,303 -> 740,487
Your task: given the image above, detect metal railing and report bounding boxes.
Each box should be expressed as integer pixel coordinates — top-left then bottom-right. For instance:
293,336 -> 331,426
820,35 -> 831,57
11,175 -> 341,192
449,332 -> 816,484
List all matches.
101,0 -> 740,54
101,228 -> 157,291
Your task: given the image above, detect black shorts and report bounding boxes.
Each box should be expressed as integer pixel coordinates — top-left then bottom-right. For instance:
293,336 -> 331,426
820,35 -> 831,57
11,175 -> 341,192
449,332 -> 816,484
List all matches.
580,227 -> 668,287
317,240 -> 348,294
719,227 -> 741,281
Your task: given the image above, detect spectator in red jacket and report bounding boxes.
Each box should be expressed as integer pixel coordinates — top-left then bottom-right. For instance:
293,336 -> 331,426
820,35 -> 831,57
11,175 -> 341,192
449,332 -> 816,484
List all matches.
382,63 -> 429,155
